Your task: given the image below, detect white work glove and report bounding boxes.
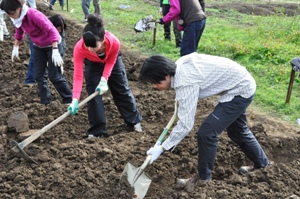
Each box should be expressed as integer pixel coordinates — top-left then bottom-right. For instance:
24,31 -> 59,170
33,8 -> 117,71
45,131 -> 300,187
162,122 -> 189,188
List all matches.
159,7 -> 163,15
68,98 -> 79,116
11,46 -> 20,62
52,48 -> 64,67
96,76 -> 109,95
146,145 -> 164,164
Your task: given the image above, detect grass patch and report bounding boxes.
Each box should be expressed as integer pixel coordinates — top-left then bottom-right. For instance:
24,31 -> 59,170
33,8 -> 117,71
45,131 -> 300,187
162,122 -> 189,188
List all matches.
51,0 -> 300,125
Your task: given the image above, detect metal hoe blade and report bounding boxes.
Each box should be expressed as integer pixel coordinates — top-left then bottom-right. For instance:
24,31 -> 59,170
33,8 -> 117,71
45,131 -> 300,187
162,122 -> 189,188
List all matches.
10,91 -> 99,163
121,101 -> 178,198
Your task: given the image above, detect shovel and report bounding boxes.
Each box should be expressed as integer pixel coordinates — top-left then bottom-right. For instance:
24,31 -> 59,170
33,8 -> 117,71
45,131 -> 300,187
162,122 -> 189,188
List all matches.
134,16 -> 159,46
11,91 -> 100,164
121,100 -> 178,199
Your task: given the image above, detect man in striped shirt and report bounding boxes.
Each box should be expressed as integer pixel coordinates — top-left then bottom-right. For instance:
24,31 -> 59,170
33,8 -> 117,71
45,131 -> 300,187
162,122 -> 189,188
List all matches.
139,52 -> 272,191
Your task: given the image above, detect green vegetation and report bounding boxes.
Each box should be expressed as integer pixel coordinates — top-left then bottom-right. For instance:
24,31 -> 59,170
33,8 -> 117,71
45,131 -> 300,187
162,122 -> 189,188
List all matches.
52,0 -> 300,125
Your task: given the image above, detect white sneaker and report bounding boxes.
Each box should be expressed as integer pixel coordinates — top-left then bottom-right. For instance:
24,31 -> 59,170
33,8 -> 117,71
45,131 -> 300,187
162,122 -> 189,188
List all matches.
87,134 -> 95,139
134,122 -> 143,132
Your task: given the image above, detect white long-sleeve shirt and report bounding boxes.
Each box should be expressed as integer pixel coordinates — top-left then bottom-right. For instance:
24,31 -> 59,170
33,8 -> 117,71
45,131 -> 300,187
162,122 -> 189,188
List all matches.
162,53 -> 256,150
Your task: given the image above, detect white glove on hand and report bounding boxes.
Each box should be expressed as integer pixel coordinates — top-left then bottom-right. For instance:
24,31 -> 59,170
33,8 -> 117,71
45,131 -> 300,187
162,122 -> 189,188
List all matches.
159,7 -> 163,15
96,77 -> 109,95
146,145 -> 164,164
52,48 -> 63,67
11,46 -> 20,62
68,98 -> 79,116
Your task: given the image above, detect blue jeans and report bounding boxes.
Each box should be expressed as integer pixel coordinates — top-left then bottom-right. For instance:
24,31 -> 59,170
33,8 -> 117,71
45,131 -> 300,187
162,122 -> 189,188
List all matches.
59,32 -> 66,58
25,36 -> 36,84
82,0 -> 91,18
33,44 -> 72,105
180,19 -> 206,56
197,95 -> 269,180
50,0 -> 64,6
83,53 -> 142,136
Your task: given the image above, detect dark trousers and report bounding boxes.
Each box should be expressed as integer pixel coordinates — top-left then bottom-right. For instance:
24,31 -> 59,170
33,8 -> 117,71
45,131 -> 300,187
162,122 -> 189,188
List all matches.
25,36 -> 35,84
197,95 -> 269,180
33,44 -> 72,104
84,53 -> 142,136
50,0 -> 64,7
180,19 -> 206,56
162,4 -> 182,47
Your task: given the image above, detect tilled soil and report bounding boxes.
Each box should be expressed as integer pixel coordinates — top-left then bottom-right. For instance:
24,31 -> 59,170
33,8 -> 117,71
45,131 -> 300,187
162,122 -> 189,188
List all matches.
0,2 -> 300,199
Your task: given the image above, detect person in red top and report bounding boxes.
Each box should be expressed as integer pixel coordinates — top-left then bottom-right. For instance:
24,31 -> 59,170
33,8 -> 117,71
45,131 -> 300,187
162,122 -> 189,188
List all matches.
68,14 -> 142,138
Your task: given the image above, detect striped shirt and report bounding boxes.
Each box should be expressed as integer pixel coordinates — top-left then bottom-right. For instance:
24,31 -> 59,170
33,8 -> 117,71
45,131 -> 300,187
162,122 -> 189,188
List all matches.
162,53 -> 256,150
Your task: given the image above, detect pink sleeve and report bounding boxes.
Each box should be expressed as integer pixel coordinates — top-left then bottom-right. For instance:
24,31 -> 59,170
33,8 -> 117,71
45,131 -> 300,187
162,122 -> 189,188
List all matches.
72,40 -> 85,100
14,27 -> 25,41
162,0 -> 181,24
101,31 -> 120,80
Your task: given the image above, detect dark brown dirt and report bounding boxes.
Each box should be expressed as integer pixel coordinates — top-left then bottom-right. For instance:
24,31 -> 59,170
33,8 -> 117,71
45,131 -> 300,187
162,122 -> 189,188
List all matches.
0,1 -> 300,199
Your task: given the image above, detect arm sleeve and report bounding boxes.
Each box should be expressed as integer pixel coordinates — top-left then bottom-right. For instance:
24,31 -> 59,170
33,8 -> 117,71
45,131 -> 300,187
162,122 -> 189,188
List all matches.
101,34 -> 120,80
162,85 -> 199,150
72,41 -> 85,100
162,0 -> 180,24
33,12 -> 59,43
14,27 -> 25,41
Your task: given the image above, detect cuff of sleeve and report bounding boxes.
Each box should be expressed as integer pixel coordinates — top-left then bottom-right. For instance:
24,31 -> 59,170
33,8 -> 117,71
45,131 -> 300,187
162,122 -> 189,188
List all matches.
159,18 -> 165,24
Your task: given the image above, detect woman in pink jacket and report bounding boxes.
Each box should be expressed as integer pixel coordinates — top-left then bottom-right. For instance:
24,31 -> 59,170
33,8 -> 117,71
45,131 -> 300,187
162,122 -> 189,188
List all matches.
0,0 -> 72,105
67,14 -> 142,138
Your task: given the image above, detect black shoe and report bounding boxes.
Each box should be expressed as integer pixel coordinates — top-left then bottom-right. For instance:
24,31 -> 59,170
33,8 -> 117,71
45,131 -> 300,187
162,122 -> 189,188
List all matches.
49,4 -> 54,10
239,161 -> 274,175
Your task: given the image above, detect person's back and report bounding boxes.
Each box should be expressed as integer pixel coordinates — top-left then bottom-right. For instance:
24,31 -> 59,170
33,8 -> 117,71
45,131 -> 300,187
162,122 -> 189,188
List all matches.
160,0 -> 206,56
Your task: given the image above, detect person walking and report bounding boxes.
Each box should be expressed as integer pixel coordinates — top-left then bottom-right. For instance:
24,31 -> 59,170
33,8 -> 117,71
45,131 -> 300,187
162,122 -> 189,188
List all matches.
139,53 -> 272,191
81,0 -> 101,22
0,0 -> 72,105
158,0 -> 206,56
159,0 -> 182,48
24,0 -> 37,86
68,14 -> 142,138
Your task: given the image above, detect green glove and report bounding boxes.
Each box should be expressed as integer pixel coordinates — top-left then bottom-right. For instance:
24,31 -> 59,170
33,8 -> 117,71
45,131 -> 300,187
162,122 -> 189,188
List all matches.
68,98 -> 79,116
96,76 -> 109,95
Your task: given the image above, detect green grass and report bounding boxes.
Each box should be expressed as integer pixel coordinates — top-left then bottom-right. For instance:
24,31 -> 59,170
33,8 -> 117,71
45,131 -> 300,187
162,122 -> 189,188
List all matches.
51,0 -> 300,125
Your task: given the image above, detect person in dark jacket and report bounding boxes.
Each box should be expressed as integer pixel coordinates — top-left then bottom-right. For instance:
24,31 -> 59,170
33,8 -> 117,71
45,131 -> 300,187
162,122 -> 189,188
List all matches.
158,0 -> 206,56
159,0 -> 182,48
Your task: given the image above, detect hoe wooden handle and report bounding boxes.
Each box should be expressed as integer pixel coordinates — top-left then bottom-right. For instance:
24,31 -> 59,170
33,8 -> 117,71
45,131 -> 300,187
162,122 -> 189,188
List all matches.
286,69 -> 295,103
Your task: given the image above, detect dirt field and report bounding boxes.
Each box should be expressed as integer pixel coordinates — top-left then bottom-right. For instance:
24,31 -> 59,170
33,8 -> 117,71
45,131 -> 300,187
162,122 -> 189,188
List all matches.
0,1 -> 300,199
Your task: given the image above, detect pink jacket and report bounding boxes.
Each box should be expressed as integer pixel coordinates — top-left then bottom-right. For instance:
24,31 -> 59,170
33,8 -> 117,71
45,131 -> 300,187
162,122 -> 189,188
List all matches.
72,30 -> 120,100
15,8 -> 59,47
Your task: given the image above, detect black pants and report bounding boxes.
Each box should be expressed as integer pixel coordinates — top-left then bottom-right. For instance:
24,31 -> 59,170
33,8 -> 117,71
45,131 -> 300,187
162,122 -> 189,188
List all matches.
197,95 -> 269,180
162,4 -> 182,47
84,53 -> 142,136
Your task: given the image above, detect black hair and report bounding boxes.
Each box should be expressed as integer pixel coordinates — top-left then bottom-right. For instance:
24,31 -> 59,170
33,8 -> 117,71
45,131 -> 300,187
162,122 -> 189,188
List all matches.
139,55 -> 176,84
0,0 -> 22,15
48,14 -> 66,33
83,14 -> 105,48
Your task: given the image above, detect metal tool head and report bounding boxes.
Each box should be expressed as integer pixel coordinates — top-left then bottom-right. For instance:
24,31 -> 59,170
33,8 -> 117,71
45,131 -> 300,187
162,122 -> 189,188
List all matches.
121,162 -> 152,199
134,15 -> 156,33
11,140 -> 38,164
